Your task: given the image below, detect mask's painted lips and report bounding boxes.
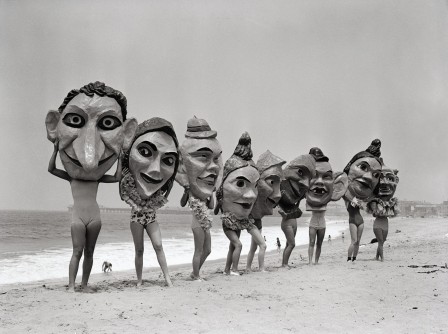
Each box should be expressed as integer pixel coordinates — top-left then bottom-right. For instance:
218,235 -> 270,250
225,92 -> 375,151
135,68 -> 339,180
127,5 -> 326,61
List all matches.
379,184 -> 393,195
199,174 -> 217,186
234,202 -> 252,210
141,173 -> 163,184
355,179 -> 372,189
65,151 -> 114,167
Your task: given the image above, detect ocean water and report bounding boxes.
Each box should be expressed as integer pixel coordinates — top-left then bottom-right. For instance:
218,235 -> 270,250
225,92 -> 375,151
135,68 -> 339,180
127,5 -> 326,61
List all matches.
0,210 -> 348,285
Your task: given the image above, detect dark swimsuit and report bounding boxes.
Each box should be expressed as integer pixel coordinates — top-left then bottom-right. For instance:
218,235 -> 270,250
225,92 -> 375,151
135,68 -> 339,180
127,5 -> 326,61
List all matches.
347,204 -> 364,227
253,218 -> 262,230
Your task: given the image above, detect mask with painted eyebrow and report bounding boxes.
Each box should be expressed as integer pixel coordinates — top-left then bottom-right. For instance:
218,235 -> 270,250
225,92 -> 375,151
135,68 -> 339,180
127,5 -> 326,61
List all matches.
346,156 -> 382,200
179,137 -> 223,201
129,131 -> 177,198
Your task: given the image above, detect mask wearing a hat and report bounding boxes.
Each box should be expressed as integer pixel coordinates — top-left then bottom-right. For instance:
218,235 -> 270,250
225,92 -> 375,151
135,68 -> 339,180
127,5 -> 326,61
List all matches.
214,132 -> 260,220
277,154 -> 316,219
250,150 -> 286,219
177,116 -> 223,205
120,117 -> 179,211
343,139 -> 382,202
306,147 -> 348,211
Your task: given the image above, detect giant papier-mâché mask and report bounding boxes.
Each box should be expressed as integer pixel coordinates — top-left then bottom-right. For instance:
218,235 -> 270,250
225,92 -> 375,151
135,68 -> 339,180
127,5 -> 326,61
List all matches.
123,117 -> 179,200
278,154 -> 316,214
177,117 -> 223,202
215,132 -> 259,219
306,147 -> 348,211
250,150 -> 285,219
377,165 -> 399,202
343,139 -> 382,202
45,81 -> 138,181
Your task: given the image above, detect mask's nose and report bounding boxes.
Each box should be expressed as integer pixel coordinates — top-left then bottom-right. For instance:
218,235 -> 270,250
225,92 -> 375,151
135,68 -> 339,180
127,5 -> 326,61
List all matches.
73,122 -> 105,172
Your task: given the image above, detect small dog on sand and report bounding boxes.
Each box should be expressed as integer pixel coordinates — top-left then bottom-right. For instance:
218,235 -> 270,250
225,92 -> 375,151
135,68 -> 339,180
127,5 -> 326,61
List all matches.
102,261 -> 112,273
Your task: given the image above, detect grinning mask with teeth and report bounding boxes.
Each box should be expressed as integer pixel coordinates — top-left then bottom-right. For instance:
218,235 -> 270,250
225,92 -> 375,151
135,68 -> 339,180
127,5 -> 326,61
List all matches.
306,147 -> 348,211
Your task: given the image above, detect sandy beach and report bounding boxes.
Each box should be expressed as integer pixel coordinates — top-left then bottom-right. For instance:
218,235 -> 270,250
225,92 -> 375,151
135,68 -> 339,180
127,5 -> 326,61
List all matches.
1,217 -> 447,333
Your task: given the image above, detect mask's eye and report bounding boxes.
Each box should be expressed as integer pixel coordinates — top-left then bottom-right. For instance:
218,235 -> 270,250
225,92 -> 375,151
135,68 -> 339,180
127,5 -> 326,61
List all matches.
137,144 -> 152,158
372,172 -> 380,178
358,163 -> 369,172
236,180 -> 245,188
297,168 -> 303,177
98,116 -> 122,130
163,156 -> 175,167
62,113 -> 85,128
387,176 -> 395,182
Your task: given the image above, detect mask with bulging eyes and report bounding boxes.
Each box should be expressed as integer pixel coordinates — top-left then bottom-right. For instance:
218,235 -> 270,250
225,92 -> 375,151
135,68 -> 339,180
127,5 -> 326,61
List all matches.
347,157 -> 382,200
222,165 -> 260,219
377,166 -> 399,201
47,93 -> 137,180
129,131 -> 178,198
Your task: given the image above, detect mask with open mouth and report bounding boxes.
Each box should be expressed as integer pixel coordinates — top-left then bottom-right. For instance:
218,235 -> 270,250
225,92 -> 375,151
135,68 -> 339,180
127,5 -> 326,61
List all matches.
250,150 -> 285,219
306,147 -> 348,211
343,139 -> 383,202
177,117 -> 223,202
377,166 -> 399,201
45,81 -> 137,181
215,132 -> 260,219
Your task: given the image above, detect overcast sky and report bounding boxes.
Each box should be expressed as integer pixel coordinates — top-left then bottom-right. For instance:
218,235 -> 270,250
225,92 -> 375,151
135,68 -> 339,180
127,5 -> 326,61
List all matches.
1,0 -> 447,211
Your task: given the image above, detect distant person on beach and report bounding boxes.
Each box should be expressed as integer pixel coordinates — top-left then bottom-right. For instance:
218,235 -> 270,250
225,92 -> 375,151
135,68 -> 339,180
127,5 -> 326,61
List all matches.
328,235 -> 331,243
342,140 -> 382,262
366,164 -> 399,261
119,118 -> 180,287
214,133 -> 259,276
342,232 -> 345,241
306,148 -> 347,265
246,150 -> 285,273
175,117 -> 223,281
102,261 -> 112,273
46,82 -> 137,292
276,238 -> 281,253
277,154 -> 316,268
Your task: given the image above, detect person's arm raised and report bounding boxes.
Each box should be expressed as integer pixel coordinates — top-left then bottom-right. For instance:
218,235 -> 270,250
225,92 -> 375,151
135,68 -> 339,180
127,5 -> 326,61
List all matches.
48,140 -> 71,181
99,152 -> 123,183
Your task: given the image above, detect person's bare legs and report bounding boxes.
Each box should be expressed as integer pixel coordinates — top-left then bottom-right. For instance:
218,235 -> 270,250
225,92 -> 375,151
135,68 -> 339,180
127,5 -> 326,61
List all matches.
314,228 -> 326,264
352,223 -> 364,259
246,235 -> 258,272
146,222 -> 173,287
281,218 -> 297,267
224,243 -> 234,274
347,223 -> 357,259
308,227 -> 317,265
374,224 -> 388,262
81,220 -> 101,292
246,228 -> 267,272
199,230 -> 211,273
68,221 -> 86,292
224,229 -> 242,274
130,222 -> 145,286
192,227 -> 211,280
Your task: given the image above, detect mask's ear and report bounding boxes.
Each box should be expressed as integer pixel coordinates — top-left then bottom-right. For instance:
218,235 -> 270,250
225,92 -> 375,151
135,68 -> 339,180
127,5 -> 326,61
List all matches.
331,171 -> 349,201
45,110 -> 60,143
174,151 -> 189,188
122,118 -> 138,151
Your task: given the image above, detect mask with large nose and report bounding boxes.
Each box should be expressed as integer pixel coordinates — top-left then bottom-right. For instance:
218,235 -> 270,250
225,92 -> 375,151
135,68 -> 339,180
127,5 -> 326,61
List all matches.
250,150 -> 285,219
45,83 -> 137,181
